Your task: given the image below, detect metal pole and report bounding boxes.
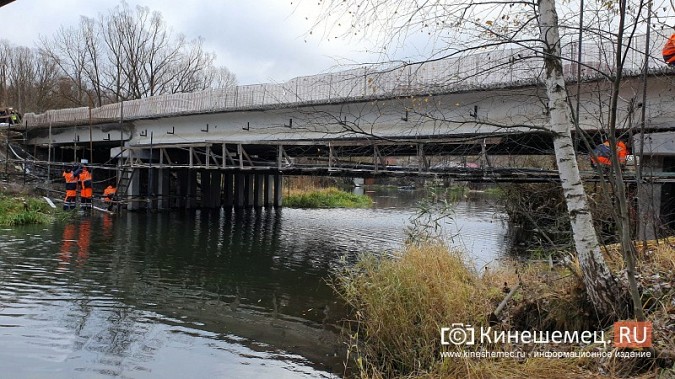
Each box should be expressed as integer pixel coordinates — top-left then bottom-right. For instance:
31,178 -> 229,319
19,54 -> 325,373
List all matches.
148,131 -> 154,207
73,125 -> 77,163
89,106 -> 93,164
5,127 -> 8,178
47,117 -> 52,183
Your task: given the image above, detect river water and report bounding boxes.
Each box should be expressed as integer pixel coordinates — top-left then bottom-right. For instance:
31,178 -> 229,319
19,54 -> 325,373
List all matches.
0,188 -> 510,378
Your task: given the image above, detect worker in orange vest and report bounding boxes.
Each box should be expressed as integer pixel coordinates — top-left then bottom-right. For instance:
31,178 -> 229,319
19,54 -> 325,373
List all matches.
590,140 -> 628,168
62,166 -> 78,210
103,185 -> 116,211
663,34 -> 675,66
79,166 -> 93,210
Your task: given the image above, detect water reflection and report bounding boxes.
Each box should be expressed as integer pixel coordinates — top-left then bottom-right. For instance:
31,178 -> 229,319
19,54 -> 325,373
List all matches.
0,189 -> 510,378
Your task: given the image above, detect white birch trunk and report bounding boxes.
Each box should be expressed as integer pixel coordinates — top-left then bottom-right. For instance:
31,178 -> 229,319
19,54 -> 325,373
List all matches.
538,0 -> 623,320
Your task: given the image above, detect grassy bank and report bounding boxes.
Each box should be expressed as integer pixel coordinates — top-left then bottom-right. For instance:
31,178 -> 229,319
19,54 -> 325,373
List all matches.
284,187 -> 372,208
333,242 -> 675,378
0,194 -> 54,226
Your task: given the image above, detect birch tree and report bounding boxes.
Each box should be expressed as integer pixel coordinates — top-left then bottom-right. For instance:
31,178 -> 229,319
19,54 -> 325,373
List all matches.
538,0 -> 624,318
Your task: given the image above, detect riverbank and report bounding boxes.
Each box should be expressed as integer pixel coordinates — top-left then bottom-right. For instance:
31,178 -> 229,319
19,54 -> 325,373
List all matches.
0,182 -> 55,226
284,187 -> 372,208
333,240 -> 675,378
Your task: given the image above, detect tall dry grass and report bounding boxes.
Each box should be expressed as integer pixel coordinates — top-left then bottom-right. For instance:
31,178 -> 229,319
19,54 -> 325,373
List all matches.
333,244 -> 634,378
334,244 -> 492,376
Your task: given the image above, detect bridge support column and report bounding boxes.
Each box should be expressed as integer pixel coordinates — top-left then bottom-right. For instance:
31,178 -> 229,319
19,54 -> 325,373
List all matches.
265,174 -> 274,207
235,173 -> 246,208
244,173 -> 254,207
147,168 -> 158,210
274,173 -> 283,207
200,171 -> 211,208
637,156 -> 663,240
209,171 -> 222,208
186,170 -> 198,209
176,168 -> 187,208
223,172 -> 234,208
127,168 -> 141,211
254,174 -> 265,208
157,169 -> 170,210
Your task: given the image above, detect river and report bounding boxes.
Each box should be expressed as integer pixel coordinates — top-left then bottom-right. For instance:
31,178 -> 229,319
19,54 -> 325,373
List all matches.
0,187 -> 510,378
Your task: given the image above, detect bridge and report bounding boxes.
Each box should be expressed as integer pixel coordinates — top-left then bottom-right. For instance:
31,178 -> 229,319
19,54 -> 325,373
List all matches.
5,34 -> 675,213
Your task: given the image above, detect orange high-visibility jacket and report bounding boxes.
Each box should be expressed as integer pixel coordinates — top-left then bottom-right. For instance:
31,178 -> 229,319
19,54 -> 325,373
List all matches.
79,169 -> 93,198
617,141 -> 628,164
103,186 -> 116,202
63,171 -> 78,198
591,140 -> 628,166
664,34 -> 675,65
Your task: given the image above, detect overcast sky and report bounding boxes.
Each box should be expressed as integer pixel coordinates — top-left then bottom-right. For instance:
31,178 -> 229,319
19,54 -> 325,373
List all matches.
0,0 -> 401,85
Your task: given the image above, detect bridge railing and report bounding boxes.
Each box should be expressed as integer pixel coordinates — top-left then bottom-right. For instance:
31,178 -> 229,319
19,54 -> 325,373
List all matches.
23,33 -> 668,129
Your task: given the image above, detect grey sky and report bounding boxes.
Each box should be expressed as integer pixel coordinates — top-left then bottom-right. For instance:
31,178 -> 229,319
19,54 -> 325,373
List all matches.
0,0 -> 389,85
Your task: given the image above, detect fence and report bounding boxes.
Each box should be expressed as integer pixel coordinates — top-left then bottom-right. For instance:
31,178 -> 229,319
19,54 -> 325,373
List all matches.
23,33 -> 668,129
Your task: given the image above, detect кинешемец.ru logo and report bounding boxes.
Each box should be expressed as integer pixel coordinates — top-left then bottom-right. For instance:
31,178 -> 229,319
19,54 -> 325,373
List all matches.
613,321 -> 652,348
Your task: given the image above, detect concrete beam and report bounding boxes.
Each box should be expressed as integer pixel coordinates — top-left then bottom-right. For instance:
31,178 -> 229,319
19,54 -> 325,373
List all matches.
634,132 -> 675,156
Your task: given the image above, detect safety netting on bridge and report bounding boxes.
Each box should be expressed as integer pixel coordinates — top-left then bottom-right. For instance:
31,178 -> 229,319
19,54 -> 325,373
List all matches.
23,33 -> 666,129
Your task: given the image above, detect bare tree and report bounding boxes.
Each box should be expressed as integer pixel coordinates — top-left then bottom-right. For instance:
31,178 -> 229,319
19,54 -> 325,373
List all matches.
0,40 -> 10,107
38,1 -> 237,106
207,66 -> 238,90
39,23 -> 90,107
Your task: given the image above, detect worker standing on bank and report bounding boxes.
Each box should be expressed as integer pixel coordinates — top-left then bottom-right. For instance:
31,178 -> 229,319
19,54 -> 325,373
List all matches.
79,165 -> 93,210
62,166 -> 78,210
590,140 -> 628,168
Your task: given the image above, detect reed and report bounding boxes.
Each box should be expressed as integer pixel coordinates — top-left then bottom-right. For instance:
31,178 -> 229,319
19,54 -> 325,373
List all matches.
334,244 -> 494,377
333,244 -> 618,378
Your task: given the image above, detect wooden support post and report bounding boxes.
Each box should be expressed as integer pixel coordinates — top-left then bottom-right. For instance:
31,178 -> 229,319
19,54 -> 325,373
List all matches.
127,168 -> 141,211
201,171 -> 211,208
224,172 -> 234,208
186,170 -> 197,209
157,169 -> 170,210
147,168 -> 158,210
210,171 -> 222,208
329,143 -> 334,170
638,156 -> 664,240
235,173 -> 246,208
176,168 -> 188,208
238,144 -> 244,169
417,143 -> 425,173
373,144 -> 379,173
265,174 -> 274,207
254,173 -> 265,208
274,173 -> 283,207
244,173 -> 254,207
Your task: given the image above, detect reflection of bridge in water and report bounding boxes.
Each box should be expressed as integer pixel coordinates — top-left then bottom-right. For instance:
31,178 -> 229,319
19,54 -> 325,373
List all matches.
56,210 -> 345,373
7,33 -> 675,212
